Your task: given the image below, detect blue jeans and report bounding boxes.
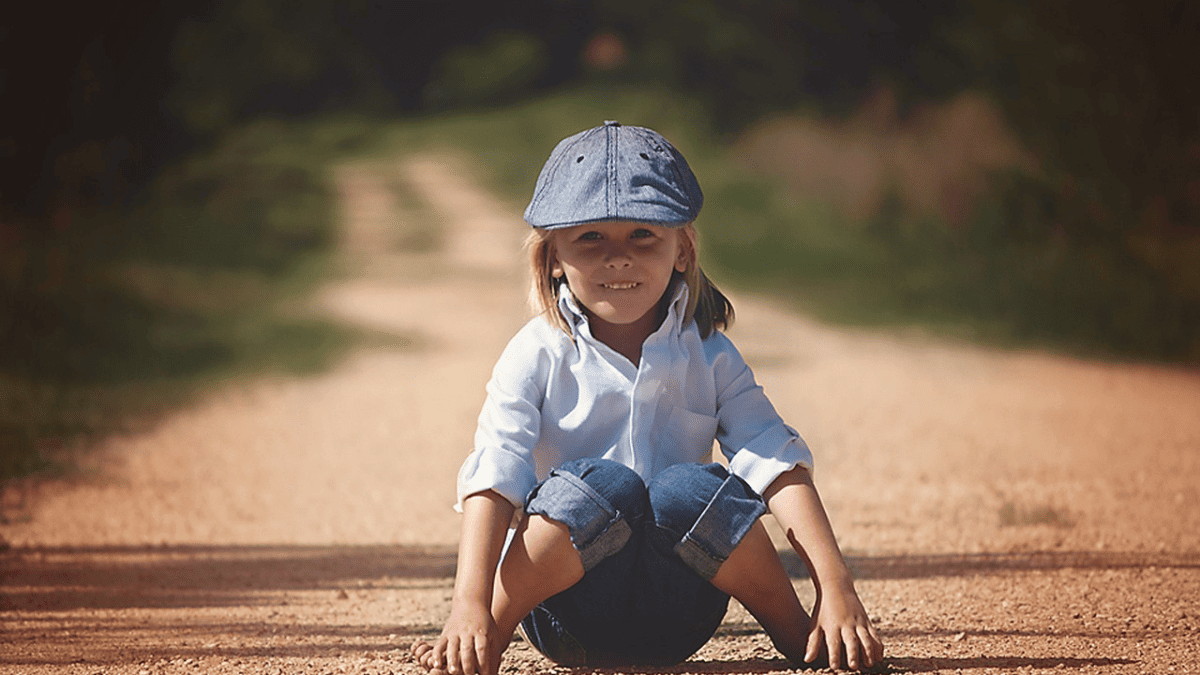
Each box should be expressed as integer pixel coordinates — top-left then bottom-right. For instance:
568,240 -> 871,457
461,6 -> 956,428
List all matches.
519,459 -> 766,667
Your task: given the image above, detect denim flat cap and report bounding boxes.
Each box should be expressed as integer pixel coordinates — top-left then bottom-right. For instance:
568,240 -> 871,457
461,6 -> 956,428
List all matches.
524,121 -> 703,229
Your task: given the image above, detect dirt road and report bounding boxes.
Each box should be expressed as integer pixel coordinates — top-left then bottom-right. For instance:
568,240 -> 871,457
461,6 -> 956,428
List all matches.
2,152 -> 1198,674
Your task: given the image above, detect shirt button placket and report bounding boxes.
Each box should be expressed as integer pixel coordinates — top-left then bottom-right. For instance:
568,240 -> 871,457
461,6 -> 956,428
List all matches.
631,354 -> 658,477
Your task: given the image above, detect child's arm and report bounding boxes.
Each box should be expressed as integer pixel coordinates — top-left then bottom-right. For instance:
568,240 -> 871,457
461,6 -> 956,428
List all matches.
763,466 -> 884,671
425,490 -> 515,675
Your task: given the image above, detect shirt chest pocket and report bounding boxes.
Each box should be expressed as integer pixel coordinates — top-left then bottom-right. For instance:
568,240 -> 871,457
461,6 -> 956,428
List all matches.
667,406 -> 719,462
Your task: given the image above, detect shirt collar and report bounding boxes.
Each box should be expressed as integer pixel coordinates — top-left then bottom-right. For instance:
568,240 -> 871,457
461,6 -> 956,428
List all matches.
556,280 -> 690,342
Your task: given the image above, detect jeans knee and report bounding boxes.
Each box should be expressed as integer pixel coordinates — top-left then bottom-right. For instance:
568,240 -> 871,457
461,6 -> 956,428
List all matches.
647,463 -> 730,535
557,458 -> 649,523
527,459 -> 647,571
648,463 -> 766,580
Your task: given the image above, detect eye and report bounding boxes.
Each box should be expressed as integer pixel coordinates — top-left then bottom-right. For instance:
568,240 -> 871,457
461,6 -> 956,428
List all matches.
576,230 -> 603,242
631,228 -> 655,239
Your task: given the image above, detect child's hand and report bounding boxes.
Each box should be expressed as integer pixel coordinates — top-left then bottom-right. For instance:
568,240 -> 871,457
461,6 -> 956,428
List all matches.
806,579 -> 884,671
413,602 -> 502,675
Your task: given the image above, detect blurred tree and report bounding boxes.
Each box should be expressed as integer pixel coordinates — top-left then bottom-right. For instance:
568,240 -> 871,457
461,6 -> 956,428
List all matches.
965,0 -> 1200,236
591,0 -> 970,130
167,0 -> 390,134
1,0 -> 601,217
421,29 -> 549,110
1,1 -> 189,221
960,0 -> 1200,310
167,0 -> 599,133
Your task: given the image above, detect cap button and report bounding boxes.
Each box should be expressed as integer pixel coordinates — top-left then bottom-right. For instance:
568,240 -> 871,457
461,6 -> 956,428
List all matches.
604,120 -> 621,127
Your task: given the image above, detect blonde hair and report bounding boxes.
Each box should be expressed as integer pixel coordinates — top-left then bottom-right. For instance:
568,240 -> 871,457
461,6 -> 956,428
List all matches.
524,224 -> 734,338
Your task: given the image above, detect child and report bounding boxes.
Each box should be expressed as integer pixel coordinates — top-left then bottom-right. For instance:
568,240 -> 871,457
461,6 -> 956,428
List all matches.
411,121 -> 883,673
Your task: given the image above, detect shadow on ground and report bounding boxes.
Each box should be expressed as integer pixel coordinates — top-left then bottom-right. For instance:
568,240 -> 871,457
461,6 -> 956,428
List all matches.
0,543 -> 456,612
779,549 -> 1200,580
7,544 -> 1197,614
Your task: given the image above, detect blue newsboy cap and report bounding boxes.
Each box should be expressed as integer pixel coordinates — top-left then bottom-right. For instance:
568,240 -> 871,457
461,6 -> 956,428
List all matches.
524,121 -> 703,229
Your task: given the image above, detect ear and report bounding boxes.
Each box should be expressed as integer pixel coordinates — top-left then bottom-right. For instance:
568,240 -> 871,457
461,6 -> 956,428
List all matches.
675,227 -> 696,274
549,247 -> 565,279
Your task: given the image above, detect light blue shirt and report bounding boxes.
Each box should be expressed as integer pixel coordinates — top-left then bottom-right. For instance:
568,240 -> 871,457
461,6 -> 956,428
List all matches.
457,283 -> 814,510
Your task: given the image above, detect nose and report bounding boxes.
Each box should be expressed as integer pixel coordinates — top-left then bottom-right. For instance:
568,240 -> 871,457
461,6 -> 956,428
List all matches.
603,242 -> 633,268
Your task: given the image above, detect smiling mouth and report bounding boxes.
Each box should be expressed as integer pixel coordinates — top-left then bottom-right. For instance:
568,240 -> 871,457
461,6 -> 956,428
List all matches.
601,282 -> 640,290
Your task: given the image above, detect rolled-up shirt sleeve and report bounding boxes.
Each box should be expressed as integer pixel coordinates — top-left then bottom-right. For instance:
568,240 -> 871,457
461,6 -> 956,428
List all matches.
456,324 -> 551,510
708,335 -> 814,497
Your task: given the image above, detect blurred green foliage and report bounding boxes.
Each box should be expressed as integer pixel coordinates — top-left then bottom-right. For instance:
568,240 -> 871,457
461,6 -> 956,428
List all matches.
571,1 -> 1200,359
129,121 -> 343,271
591,0 -> 968,129
394,85 -> 1200,362
0,118 -> 403,483
422,30 -> 549,110
708,170 -> 1200,360
963,1 -> 1200,236
167,0 -> 392,134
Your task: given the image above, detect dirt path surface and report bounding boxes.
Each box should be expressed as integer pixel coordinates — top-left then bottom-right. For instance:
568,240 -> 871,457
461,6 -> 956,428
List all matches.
3,152 -> 1198,675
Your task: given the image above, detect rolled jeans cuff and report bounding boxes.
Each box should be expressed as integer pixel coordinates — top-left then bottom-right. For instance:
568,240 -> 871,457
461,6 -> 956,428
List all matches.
526,470 -> 633,572
673,474 -> 766,580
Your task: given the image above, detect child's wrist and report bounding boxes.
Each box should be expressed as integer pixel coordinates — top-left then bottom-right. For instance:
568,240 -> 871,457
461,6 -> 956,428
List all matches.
451,587 -> 494,613
814,565 -> 856,592
449,595 -> 492,616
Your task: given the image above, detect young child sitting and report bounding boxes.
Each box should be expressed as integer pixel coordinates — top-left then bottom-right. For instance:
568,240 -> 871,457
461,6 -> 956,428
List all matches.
411,121 -> 883,673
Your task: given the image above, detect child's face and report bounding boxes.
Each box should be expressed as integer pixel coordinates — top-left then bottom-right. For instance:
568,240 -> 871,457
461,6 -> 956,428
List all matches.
551,221 -> 690,331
